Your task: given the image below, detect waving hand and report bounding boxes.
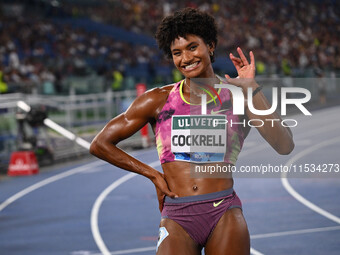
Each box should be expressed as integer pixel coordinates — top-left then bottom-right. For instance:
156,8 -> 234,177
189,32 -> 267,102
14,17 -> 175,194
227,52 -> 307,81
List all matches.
225,47 -> 257,90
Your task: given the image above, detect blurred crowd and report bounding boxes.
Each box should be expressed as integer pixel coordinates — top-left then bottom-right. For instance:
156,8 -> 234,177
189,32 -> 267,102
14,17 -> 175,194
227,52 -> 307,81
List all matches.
0,0 -> 339,94
70,0 -> 340,73
0,14 -> 160,93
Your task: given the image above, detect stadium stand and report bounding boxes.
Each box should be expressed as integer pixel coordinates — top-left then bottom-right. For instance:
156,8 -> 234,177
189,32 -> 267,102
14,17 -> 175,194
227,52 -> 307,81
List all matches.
0,0 -> 339,95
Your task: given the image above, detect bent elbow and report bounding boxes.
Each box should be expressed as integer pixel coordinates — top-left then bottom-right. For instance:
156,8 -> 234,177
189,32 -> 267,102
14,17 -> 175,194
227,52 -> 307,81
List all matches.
89,139 -> 100,156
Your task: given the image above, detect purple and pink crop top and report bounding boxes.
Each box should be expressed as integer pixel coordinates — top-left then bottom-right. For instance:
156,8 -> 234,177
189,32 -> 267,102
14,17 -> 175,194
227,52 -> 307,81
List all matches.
155,80 -> 245,165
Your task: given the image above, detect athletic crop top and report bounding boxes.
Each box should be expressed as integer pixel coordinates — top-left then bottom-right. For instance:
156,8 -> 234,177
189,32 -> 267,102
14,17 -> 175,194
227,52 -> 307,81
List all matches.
155,80 -> 245,165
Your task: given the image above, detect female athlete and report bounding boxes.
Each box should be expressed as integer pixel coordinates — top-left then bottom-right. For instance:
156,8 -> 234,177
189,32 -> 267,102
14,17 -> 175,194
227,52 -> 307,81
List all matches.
90,8 -> 294,255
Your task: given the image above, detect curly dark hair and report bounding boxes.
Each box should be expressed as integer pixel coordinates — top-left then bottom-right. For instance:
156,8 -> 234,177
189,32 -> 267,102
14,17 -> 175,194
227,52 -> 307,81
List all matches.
155,8 -> 218,62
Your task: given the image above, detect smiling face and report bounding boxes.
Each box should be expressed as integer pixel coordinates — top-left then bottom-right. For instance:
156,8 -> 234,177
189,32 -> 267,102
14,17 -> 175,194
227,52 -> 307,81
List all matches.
170,34 -> 215,79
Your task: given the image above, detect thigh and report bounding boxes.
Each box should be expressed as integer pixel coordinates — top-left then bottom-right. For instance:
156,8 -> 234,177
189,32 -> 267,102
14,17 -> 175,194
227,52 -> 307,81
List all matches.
205,208 -> 250,255
156,218 -> 201,255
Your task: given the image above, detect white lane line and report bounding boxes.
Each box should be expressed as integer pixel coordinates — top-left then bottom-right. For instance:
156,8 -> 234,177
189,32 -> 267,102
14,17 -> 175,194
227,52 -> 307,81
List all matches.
89,246 -> 264,255
91,160 -> 264,255
251,225 -> 340,239
90,246 -> 155,255
89,225 -> 340,255
91,160 -> 160,255
0,160 -> 104,212
250,248 -> 264,255
89,247 -> 264,255
91,172 -> 137,255
110,246 -> 155,255
0,148 -> 155,213
281,136 -> 340,224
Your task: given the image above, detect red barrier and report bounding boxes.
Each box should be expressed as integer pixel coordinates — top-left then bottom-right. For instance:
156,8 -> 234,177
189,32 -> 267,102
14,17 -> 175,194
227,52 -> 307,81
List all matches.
7,151 -> 39,176
136,83 -> 150,147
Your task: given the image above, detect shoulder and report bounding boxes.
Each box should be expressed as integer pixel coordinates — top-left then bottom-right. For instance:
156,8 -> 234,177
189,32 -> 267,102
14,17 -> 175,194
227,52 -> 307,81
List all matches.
145,84 -> 175,98
125,83 -> 176,120
136,84 -> 174,106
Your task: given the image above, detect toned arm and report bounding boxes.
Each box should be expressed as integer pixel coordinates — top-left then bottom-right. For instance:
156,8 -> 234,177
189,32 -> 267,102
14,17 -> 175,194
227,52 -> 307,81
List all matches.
89,86 -> 177,198
244,87 -> 294,155
227,48 -> 294,155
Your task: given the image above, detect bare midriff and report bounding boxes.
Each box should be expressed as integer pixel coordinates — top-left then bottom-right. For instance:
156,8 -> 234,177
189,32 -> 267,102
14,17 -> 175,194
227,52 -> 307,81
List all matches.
162,161 -> 234,197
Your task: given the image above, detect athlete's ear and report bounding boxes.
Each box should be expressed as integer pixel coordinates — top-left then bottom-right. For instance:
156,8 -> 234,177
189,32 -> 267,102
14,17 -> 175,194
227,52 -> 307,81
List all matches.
208,42 -> 215,52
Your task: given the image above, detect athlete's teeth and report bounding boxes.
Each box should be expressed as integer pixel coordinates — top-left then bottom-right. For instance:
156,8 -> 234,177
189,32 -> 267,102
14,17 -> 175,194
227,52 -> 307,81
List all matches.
185,62 -> 198,69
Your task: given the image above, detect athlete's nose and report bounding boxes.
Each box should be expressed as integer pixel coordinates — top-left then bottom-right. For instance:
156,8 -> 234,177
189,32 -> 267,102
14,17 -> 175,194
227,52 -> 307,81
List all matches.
182,50 -> 194,65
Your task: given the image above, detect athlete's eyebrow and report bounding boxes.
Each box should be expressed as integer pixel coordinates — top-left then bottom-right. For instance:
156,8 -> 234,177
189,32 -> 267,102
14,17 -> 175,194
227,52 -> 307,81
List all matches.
171,42 -> 198,53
